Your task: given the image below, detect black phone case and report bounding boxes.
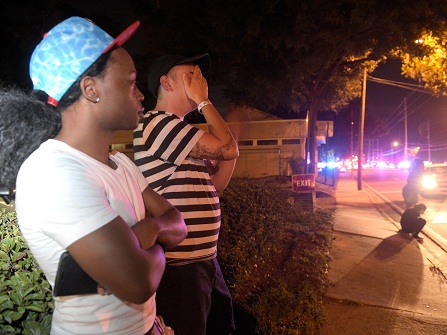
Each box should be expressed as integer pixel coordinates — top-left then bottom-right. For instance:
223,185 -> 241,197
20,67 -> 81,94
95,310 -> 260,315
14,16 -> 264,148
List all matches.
53,251 -> 98,297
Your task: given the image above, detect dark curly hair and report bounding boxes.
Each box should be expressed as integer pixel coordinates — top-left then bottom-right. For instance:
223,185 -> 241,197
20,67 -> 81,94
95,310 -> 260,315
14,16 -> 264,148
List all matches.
0,87 -> 60,191
0,53 -> 111,191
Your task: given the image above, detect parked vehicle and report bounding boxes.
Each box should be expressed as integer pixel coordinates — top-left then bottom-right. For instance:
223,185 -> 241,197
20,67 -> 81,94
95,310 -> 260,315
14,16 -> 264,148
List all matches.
420,164 -> 447,198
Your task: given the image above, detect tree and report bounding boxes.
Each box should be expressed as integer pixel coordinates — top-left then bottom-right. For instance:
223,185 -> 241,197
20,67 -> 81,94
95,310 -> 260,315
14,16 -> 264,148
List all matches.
3,1 -> 447,173
138,0 -> 447,173
199,0 -> 447,173
396,24 -> 447,96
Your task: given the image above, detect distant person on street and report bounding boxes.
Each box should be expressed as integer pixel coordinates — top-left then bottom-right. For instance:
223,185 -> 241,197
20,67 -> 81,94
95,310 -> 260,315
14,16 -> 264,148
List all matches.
402,158 -> 425,208
400,203 -> 427,239
133,53 -> 239,335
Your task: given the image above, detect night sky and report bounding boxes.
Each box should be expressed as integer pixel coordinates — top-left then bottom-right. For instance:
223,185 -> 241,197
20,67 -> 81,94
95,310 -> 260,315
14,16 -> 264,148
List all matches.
2,1 -> 447,163
366,59 -> 447,163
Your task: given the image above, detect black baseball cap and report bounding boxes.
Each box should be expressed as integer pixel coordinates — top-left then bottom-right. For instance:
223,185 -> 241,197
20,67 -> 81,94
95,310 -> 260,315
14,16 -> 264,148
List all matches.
147,53 -> 211,98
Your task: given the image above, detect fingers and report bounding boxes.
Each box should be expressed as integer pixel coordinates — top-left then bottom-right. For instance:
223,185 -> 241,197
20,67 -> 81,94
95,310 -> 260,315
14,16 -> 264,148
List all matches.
192,65 -> 207,88
182,65 -> 203,85
193,64 -> 203,78
97,284 -> 112,296
184,65 -> 208,103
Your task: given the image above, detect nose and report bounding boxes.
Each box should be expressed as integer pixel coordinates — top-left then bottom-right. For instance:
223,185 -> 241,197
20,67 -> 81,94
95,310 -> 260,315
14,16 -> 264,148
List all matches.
136,86 -> 144,102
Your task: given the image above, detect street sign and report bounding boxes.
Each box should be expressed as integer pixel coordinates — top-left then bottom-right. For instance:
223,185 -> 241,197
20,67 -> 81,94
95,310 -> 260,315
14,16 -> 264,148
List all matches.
292,174 -> 315,192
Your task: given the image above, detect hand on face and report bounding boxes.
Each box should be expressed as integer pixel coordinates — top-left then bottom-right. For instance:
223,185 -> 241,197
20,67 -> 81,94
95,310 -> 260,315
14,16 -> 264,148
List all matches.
182,65 -> 208,104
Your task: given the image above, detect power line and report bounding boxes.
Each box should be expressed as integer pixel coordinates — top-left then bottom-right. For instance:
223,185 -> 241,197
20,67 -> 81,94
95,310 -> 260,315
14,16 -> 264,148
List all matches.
366,76 -> 436,162
367,76 -> 434,94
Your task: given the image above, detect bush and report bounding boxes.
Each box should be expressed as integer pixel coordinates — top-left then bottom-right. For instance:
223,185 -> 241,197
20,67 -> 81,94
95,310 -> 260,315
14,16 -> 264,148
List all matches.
219,178 -> 333,335
0,177 -> 333,334
0,209 -> 53,334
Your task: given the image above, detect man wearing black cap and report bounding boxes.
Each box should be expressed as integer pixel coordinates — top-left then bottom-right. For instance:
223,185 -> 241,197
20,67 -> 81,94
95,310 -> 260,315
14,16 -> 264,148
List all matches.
133,54 -> 239,335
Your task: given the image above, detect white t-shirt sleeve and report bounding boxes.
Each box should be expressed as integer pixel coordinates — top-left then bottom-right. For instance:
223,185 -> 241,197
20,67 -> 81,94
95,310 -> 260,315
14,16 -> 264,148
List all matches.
18,153 -> 118,249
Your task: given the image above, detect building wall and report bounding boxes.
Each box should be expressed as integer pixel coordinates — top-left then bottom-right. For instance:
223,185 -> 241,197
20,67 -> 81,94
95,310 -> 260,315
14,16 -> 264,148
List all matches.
110,119 -> 332,178
192,120 -> 307,178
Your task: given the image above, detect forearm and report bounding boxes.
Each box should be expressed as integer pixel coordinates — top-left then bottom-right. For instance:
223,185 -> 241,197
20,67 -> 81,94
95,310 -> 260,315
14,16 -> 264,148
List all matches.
152,208 -> 188,248
198,102 -> 239,160
141,243 -> 166,296
209,159 -> 237,192
133,207 -> 187,249
184,66 -> 238,160
68,218 -> 166,304
201,103 -> 234,142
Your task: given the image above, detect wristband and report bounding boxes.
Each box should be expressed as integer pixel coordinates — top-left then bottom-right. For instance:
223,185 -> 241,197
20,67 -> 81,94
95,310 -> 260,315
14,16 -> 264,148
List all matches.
197,100 -> 212,114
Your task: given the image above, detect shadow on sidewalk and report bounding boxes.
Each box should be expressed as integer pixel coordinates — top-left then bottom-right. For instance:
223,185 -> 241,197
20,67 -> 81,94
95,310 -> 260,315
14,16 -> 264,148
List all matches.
328,232 -> 424,308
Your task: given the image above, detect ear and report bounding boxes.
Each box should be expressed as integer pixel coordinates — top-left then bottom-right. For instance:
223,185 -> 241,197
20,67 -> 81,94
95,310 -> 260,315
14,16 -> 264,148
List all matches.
159,75 -> 172,93
80,76 -> 99,104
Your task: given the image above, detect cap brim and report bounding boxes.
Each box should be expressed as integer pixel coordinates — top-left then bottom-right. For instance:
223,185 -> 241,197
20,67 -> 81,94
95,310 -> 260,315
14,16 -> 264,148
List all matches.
103,21 -> 140,54
175,53 -> 211,73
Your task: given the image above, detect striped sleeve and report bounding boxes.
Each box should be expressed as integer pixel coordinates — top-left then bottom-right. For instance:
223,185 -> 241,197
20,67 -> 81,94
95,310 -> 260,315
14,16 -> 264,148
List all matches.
134,111 -> 204,166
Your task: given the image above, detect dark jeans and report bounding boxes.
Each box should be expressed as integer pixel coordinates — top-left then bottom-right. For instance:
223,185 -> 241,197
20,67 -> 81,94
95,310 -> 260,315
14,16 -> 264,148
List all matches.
156,258 -> 235,335
401,218 -> 426,235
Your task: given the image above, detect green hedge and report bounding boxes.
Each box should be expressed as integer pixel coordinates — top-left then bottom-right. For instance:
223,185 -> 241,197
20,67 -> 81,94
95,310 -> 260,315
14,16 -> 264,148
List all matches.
0,209 -> 53,335
219,178 -> 334,335
0,177 -> 333,335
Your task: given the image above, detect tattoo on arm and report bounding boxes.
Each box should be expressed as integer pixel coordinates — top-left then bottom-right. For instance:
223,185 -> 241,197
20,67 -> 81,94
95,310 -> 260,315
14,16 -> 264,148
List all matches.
189,130 -> 235,159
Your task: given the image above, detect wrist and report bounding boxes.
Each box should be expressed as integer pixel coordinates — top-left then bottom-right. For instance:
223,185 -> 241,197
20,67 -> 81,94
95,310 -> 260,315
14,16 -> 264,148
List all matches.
197,100 -> 212,114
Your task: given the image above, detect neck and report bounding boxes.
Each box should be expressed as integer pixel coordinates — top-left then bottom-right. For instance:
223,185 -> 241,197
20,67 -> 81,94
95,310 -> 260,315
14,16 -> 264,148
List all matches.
55,112 -> 115,166
155,97 -> 191,120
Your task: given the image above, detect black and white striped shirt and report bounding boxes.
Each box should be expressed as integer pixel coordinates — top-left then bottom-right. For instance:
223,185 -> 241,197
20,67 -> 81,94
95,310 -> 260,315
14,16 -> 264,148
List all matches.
133,111 -> 220,265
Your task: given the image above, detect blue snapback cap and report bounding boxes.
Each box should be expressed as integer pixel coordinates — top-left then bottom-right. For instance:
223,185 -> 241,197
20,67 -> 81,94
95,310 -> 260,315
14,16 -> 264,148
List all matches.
29,16 -> 140,106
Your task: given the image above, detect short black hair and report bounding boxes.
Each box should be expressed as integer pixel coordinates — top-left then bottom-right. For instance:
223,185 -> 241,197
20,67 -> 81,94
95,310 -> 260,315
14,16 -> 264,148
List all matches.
414,203 -> 427,211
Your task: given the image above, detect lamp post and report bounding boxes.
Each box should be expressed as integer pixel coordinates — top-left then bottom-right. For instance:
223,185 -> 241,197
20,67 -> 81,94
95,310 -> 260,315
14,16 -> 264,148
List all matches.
392,141 -> 399,165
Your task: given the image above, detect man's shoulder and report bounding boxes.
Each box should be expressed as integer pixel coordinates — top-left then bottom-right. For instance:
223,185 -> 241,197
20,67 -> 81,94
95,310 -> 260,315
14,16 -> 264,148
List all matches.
402,208 -> 418,216
143,110 -> 178,118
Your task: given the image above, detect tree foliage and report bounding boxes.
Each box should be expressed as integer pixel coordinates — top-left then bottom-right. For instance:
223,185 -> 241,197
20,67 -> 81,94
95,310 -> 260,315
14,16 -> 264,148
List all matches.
2,0 -> 447,171
395,23 -> 447,96
186,0 -> 447,172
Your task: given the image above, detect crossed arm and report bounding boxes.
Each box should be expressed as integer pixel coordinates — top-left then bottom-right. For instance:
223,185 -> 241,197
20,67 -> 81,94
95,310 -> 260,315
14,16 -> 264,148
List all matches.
67,185 -> 186,304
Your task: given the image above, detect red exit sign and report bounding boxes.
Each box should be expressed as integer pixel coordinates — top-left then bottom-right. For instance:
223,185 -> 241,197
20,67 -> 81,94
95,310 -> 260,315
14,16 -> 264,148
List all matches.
292,174 -> 315,192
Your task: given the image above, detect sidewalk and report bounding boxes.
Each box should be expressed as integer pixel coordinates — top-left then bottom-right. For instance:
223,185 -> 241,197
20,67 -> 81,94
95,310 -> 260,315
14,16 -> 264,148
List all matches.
318,173 -> 447,335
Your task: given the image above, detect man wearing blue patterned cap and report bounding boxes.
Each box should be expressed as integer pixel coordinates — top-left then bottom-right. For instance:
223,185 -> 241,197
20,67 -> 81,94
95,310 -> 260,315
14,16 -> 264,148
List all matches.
15,17 -> 186,334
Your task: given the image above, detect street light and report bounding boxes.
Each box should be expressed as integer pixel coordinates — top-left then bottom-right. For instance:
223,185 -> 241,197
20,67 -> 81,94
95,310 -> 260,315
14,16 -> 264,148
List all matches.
392,141 -> 399,165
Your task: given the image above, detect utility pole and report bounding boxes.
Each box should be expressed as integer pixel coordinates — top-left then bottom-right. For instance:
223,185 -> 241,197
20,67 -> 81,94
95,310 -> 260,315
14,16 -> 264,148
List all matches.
427,119 -> 431,162
404,97 -> 408,163
350,110 -> 354,158
358,68 -> 367,191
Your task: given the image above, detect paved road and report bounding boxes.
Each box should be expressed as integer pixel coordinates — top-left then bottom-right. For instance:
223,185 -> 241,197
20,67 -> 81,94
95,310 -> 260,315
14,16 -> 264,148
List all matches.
350,168 -> 447,252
